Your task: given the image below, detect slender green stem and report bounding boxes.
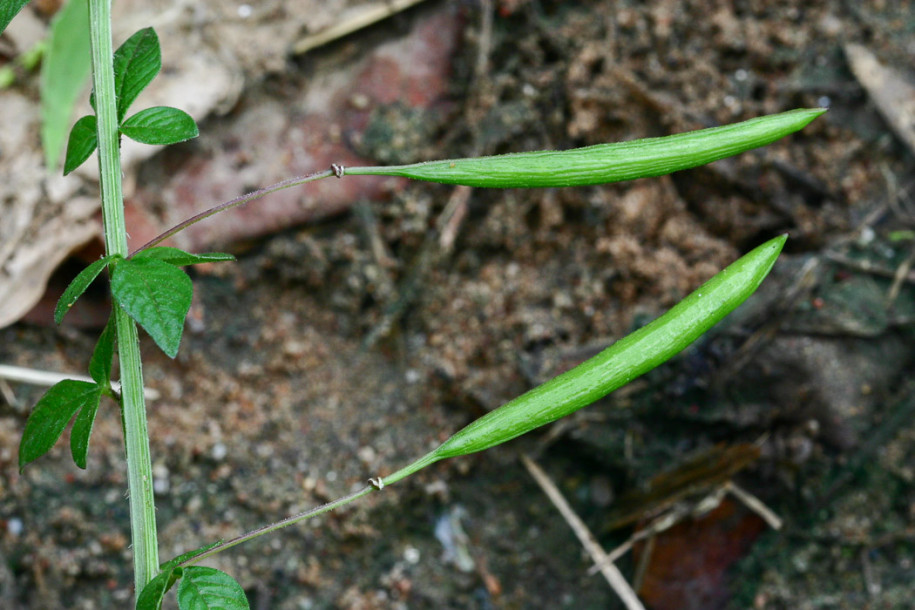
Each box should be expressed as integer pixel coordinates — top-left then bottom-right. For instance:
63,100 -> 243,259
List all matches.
381,450 -> 440,487
175,452 -> 440,567
129,169 -> 334,256
175,452 -> 462,567
88,0 -> 159,595
179,485 -> 375,567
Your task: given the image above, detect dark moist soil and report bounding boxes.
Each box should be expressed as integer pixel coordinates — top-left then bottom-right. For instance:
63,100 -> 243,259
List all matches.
2,1 -> 915,608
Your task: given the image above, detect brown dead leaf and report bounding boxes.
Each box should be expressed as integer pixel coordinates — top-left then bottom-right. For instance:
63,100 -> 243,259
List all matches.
845,43 -> 915,156
0,91 -> 100,328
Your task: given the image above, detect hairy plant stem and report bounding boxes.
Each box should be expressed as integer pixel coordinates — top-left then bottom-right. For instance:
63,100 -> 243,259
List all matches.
179,486 -> 375,567
130,169 -> 334,256
88,0 -> 159,595
174,452 -> 438,566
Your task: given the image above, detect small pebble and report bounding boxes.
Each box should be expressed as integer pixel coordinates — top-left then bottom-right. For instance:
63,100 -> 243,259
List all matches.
403,546 -> 421,564
357,446 -> 377,465
7,517 -> 23,537
212,442 -> 228,461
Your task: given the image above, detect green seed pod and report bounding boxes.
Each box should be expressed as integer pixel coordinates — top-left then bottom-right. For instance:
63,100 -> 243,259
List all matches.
382,235 -> 787,486
345,109 -> 825,188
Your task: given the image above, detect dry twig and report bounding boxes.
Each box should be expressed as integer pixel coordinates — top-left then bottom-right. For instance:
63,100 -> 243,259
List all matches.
292,0 -> 430,55
521,454 -> 645,610
0,364 -> 160,400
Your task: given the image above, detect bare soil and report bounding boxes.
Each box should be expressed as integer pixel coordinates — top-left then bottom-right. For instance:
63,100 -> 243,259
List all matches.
2,1 -> 914,608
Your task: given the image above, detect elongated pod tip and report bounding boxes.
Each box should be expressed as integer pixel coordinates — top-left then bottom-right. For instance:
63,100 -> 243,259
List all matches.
757,233 -> 788,264
794,107 -> 828,126
753,233 -> 788,279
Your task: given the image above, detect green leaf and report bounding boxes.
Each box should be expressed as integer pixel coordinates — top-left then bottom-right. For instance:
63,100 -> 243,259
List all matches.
63,114 -> 98,175
112,27 -> 161,122
69,389 -> 101,469
0,0 -> 30,35
54,255 -> 113,324
89,315 -> 116,387
40,0 -> 91,170
177,567 -> 248,610
134,247 -> 235,267
137,566 -> 183,610
345,108 -> 827,188
19,380 -> 101,471
110,257 -> 193,358
121,106 -> 198,146
160,540 -> 223,572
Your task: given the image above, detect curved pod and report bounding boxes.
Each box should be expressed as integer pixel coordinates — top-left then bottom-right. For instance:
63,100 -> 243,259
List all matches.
346,109 -> 825,188
383,235 -> 787,485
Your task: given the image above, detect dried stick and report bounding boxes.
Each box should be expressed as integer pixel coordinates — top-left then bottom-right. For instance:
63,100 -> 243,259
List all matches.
521,454 -> 645,610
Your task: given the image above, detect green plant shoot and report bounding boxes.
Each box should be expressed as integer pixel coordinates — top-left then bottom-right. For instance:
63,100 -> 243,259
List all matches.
381,234 -> 787,485
4,4 -> 827,604
175,234 -> 790,575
